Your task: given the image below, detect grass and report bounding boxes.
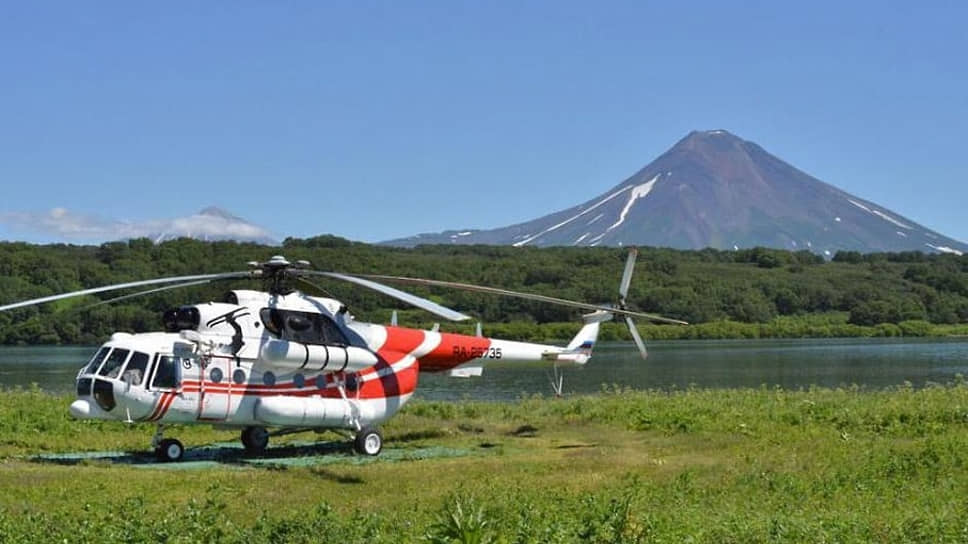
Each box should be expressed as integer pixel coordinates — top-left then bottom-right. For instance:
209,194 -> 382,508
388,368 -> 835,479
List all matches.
2,384 -> 968,541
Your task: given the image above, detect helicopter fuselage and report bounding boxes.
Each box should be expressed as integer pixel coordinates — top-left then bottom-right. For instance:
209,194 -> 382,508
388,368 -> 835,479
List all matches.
70,289 -> 597,432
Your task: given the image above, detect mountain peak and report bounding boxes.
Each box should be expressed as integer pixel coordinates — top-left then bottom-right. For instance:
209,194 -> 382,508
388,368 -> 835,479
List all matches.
198,206 -> 240,220
688,129 -> 738,139
672,129 -> 750,154
150,207 -> 277,245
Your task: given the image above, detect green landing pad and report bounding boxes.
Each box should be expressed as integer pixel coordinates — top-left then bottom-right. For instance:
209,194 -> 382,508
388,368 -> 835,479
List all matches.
30,441 -> 477,470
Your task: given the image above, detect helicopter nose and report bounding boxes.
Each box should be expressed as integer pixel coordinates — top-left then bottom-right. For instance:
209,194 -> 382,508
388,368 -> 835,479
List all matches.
69,399 -> 94,419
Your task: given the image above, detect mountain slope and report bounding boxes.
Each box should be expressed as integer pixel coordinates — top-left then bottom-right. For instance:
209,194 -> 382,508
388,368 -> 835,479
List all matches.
385,130 -> 966,256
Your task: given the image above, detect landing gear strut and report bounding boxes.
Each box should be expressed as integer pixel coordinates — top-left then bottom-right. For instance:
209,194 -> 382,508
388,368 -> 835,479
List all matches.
241,426 -> 270,454
152,425 -> 184,462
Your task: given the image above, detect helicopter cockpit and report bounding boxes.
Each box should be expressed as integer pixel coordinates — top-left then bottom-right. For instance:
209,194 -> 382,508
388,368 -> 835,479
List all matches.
71,333 -> 185,420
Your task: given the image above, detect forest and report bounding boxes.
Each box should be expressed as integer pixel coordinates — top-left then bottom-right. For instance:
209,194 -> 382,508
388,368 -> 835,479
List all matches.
0,236 -> 967,345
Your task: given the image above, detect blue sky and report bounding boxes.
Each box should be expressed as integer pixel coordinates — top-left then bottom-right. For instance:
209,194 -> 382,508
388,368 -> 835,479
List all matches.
1,1 -> 965,245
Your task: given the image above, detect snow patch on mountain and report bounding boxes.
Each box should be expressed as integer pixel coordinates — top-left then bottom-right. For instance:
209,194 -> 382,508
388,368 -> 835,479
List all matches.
873,210 -> 912,229
606,175 -> 660,233
848,198 -> 913,230
512,184 -> 634,247
926,244 -> 964,256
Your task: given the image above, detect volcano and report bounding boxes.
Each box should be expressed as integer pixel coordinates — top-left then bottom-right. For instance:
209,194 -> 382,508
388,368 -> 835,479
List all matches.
385,130 -> 966,256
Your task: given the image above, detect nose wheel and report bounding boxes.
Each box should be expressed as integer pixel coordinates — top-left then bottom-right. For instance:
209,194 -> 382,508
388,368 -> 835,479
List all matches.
151,426 -> 184,462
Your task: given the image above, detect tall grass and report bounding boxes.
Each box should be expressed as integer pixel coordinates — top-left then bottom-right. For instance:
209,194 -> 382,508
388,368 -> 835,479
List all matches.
2,384 -> 968,541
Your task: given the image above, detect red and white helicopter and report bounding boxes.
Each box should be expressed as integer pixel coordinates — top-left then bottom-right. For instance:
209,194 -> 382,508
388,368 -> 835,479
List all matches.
0,250 -> 684,461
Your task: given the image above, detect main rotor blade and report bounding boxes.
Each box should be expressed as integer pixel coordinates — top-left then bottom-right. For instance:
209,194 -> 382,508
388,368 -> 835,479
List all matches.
352,273 -> 689,325
296,271 -> 472,322
291,275 -> 336,298
0,271 -> 253,313
619,248 -> 638,302
79,279 -> 216,311
625,315 -> 648,360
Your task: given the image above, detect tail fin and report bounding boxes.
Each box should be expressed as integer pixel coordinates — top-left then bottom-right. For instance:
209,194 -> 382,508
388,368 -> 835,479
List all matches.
560,310 -> 613,364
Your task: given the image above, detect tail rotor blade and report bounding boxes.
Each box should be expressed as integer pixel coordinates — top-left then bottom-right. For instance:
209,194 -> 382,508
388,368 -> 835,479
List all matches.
618,248 -> 638,303
625,316 -> 648,359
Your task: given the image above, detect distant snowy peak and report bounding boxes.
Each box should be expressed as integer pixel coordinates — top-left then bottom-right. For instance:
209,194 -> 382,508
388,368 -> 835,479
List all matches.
198,206 -> 243,221
0,206 -> 278,246
383,130 -> 968,255
149,207 -> 277,245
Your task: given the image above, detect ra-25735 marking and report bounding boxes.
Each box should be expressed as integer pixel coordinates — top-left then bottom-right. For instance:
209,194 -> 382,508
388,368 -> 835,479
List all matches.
452,346 -> 503,359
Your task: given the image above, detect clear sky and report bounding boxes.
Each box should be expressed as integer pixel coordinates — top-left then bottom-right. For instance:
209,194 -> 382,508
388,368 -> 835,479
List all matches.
1,1 -> 965,245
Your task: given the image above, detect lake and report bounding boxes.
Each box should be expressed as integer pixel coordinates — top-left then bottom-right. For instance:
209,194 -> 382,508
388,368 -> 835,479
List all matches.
3,338 -> 967,401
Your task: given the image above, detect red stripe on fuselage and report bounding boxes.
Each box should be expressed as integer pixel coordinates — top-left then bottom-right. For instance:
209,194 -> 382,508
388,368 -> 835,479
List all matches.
145,391 -> 173,422
151,391 -> 177,421
380,327 -> 426,356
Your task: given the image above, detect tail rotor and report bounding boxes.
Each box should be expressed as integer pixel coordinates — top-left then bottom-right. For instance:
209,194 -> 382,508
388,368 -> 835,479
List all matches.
617,248 -> 648,360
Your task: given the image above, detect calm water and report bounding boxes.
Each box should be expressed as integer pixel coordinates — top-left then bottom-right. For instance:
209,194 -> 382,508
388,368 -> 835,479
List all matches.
2,339 -> 967,401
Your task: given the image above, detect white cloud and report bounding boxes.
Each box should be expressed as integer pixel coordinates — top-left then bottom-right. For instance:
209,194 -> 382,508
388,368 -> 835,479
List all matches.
0,207 -> 276,244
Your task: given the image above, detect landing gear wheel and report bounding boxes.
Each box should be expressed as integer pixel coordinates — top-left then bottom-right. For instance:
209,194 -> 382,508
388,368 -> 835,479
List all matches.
353,427 -> 383,456
241,426 -> 269,454
156,438 -> 184,462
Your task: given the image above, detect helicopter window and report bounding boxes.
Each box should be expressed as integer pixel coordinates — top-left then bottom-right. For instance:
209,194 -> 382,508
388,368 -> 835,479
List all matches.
232,369 -> 246,385
286,315 -> 312,331
84,347 -> 110,375
76,377 -> 93,397
152,355 -> 180,390
121,352 -> 149,386
293,373 -> 305,388
98,349 -> 130,379
260,308 -> 284,336
262,371 -> 276,386
259,308 -> 349,346
209,367 -> 223,384
317,317 -> 348,346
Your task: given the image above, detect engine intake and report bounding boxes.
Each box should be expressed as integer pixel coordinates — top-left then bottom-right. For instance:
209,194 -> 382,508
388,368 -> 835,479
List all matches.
163,306 -> 201,332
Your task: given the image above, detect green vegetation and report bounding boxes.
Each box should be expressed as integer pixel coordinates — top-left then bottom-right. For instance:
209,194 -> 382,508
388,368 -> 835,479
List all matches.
3,384 -> 968,541
1,238 -> 967,344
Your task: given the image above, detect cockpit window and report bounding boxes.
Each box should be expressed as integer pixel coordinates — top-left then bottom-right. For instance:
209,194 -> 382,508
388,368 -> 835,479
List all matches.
259,308 -> 348,346
98,349 -> 130,378
151,355 -> 180,390
122,352 -> 150,386
84,347 -> 110,375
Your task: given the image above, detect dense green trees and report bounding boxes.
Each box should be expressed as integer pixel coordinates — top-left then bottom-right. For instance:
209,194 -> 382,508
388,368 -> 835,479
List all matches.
0,237 -> 966,344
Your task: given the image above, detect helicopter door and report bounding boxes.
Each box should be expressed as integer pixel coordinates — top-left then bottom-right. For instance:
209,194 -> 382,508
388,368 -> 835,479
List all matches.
198,357 -> 232,421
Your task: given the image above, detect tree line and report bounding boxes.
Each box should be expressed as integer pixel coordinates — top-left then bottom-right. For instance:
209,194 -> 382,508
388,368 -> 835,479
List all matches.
0,236 -> 966,344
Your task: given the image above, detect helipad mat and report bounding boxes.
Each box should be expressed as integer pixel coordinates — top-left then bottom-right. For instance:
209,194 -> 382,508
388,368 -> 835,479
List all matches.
30,441 -> 477,470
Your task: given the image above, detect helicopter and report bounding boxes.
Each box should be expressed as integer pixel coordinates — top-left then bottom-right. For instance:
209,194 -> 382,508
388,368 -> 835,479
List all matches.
0,249 -> 685,462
